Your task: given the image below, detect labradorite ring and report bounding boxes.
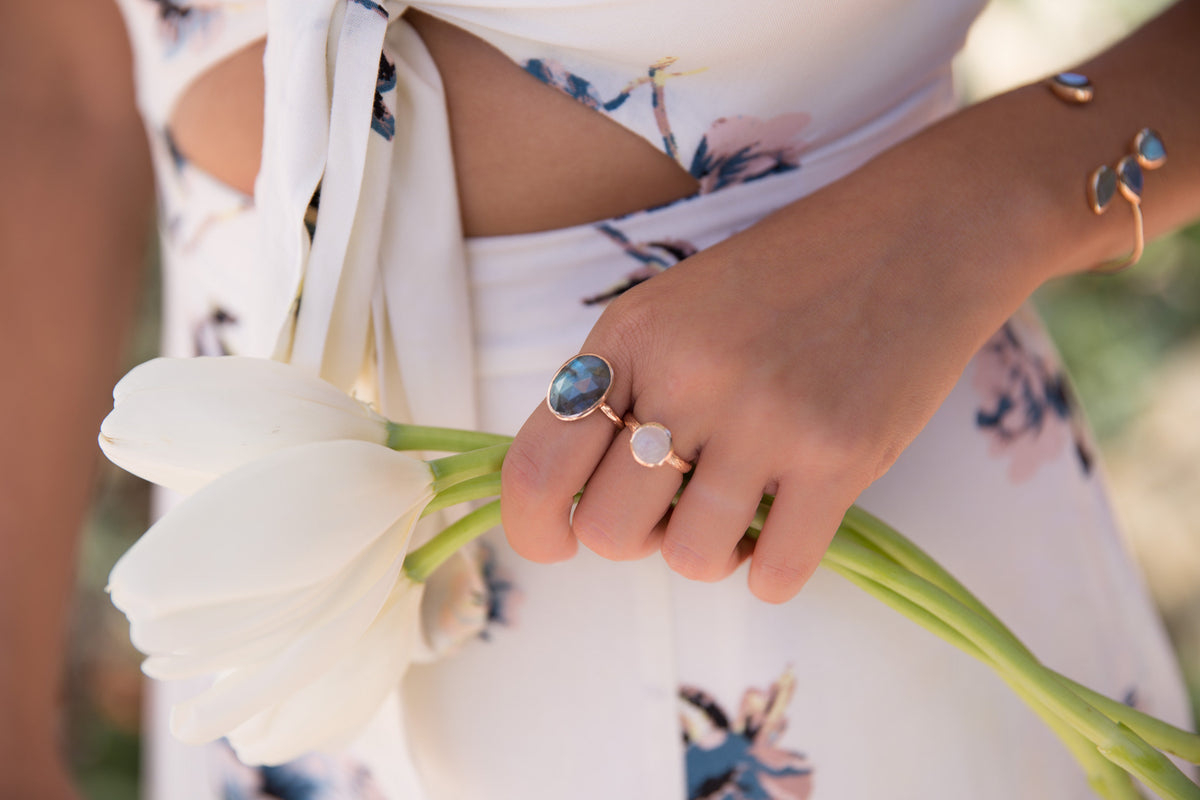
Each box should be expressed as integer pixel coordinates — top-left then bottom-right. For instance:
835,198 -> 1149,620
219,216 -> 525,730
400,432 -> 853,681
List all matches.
546,353 -> 623,428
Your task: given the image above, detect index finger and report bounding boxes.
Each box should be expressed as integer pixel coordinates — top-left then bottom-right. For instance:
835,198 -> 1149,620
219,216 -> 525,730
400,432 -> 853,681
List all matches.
501,353 -> 629,562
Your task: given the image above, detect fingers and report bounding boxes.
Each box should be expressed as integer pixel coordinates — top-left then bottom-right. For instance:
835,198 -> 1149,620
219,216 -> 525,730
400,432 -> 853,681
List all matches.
571,423 -> 683,561
748,476 -> 853,604
663,439 -> 772,582
501,391 -> 627,564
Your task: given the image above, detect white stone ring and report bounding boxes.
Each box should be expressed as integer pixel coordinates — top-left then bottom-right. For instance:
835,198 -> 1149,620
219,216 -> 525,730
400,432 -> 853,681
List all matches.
623,413 -> 693,473
546,353 -> 624,428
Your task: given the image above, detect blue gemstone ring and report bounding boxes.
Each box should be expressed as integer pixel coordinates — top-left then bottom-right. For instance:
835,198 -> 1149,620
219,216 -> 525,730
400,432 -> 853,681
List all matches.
546,353 -> 624,427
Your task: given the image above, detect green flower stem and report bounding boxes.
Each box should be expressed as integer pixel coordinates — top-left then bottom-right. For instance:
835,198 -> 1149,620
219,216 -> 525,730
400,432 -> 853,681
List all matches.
774,508 -> 1141,798
1057,675 -> 1200,765
827,535 -> 1141,800
404,499 -> 502,582
839,506 -> 1200,764
386,422 -> 512,453
823,536 -> 1200,799
427,444 -> 510,492
422,473 -> 503,517
399,438 -> 1198,795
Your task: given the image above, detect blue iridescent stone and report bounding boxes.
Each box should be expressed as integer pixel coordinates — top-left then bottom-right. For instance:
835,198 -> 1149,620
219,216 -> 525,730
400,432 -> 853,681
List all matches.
1090,165 -> 1117,213
1135,128 -> 1166,168
547,354 -> 612,419
1117,156 -> 1143,201
1048,72 -> 1094,104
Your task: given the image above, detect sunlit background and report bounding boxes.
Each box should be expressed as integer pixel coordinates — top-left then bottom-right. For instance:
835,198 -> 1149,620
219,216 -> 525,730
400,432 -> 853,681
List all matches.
70,1 -> 1199,796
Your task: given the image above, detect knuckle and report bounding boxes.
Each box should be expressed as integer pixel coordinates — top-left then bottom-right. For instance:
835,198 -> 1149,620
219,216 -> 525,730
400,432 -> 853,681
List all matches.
749,556 -> 812,604
661,536 -> 721,582
571,509 -> 631,561
589,293 -> 660,372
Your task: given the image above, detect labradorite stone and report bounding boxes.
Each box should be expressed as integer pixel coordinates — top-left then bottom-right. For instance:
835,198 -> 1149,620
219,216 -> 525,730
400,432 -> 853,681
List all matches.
1137,129 -> 1166,165
548,354 -> 612,418
1118,157 -> 1143,199
1056,72 -> 1090,88
1092,166 -> 1117,211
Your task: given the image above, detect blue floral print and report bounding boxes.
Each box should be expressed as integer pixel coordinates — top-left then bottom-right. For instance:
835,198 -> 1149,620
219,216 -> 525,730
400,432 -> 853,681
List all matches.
216,743 -> 387,800
522,58 -> 809,192
372,54 -> 397,140
972,314 -> 1094,482
680,671 -> 813,800
146,0 -> 222,58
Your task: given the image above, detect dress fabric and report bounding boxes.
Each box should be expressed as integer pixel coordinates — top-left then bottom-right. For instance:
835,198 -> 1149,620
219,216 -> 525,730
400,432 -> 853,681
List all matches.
110,1 -> 1193,798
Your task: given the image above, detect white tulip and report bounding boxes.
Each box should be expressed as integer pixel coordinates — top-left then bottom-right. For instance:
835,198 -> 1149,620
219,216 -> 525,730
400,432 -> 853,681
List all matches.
108,439 -> 435,763
99,357 -> 388,494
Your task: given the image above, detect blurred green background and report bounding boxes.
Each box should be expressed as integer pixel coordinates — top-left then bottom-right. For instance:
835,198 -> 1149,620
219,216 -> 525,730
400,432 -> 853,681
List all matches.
69,1 -> 1200,797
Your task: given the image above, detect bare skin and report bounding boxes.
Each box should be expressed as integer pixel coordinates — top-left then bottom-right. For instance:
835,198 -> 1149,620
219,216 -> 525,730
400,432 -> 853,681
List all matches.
169,11 -> 699,234
0,2 -> 153,797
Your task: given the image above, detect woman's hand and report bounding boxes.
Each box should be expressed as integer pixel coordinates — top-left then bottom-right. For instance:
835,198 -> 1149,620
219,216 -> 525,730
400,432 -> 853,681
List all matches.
500,129 -> 1048,603
500,0 -> 1200,603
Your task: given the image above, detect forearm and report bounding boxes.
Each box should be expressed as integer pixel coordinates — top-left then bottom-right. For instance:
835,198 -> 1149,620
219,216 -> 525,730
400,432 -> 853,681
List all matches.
757,1 -> 1200,332
0,0 -> 154,783
0,127 -> 151,753
933,0 -> 1200,284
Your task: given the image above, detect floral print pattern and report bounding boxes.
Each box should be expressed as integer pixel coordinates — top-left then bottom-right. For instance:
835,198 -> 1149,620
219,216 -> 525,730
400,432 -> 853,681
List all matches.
524,58 -> 810,192
689,113 -> 810,194
525,57 -> 809,306
193,306 -> 239,356
478,542 -> 519,636
680,670 -> 813,800
972,309 -> 1093,482
215,742 -> 387,800
372,54 -> 397,140
146,0 -> 223,57
583,223 -> 698,304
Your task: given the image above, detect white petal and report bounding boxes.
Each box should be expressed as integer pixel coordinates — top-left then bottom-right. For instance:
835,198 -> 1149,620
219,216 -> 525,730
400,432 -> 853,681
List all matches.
139,512 -> 417,679
108,440 -> 432,619
168,557 -> 406,743
223,580 -> 427,765
128,503 -> 417,657
100,356 -> 388,494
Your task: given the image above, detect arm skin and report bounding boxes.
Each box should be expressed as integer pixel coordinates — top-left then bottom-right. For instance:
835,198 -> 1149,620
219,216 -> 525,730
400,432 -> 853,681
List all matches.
501,1 -> 1200,603
0,1 -> 154,795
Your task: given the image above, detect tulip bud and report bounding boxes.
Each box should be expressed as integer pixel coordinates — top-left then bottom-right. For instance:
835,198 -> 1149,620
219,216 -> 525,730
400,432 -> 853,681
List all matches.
99,357 -> 388,494
108,440 -> 435,763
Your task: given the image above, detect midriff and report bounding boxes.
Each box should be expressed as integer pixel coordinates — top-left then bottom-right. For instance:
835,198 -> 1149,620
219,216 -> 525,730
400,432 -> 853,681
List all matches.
167,10 -> 700,237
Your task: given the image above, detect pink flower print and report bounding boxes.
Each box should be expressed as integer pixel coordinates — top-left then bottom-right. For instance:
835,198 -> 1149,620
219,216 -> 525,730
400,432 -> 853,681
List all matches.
973,319 -> 1093,483
690,113 -> 811,194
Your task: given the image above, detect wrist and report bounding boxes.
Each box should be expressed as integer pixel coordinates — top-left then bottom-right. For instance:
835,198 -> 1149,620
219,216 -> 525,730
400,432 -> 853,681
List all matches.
897,82 -> 1133,289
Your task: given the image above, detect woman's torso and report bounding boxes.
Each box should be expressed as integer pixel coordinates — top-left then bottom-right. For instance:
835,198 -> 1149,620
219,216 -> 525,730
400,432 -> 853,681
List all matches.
114,0 -> 987,238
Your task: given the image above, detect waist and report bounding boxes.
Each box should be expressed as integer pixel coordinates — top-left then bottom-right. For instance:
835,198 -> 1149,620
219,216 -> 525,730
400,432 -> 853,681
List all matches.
467,67 -> 957,383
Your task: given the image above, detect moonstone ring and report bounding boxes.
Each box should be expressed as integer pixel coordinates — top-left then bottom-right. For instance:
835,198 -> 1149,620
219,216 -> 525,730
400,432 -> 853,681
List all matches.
623,413 -> 692,473
546,353 -> 623,428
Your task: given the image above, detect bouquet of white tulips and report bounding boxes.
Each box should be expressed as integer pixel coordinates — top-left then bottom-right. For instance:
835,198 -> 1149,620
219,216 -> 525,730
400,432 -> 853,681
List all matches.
99,356 -> 1200,797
